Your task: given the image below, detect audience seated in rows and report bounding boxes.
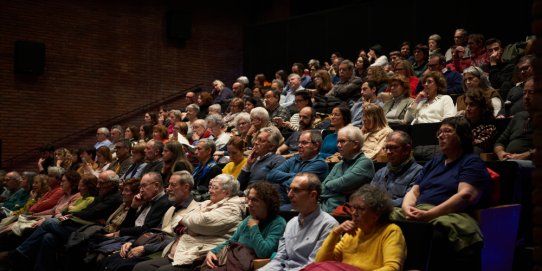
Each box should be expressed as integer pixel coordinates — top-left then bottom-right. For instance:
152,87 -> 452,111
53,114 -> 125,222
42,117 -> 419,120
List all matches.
132,174 -> 245,271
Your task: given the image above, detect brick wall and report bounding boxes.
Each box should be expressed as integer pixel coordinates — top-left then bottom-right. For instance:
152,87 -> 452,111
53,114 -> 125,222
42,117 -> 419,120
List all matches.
0,0 -> 244,171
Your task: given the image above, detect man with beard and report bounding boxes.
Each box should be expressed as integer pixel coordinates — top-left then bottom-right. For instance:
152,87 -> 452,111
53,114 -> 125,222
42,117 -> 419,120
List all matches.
276,107 -> 316,157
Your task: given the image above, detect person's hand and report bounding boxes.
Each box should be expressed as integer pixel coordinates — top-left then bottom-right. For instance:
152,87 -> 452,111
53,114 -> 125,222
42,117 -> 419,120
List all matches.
496,150 -> 511,161
247,217 -> 259,228
507,152 -> 529,160
406,207 -> 434,222
402,205 -> 418,220
489,50 -> 499,65
246,151 -> 257,167
127,246 -> 144,258
158,115 -> 165,125
56,159 -> 63,167
104,231 -> 119,238
30,190 -> 37,200
38,158 -> 45,167
120,242 -> 132,258
131,193 -> 144,209
333,220 -> 358,236
205,251 -> 218,269
324,62 -> 331,70
415,91 -> 427,103
32,218 -> 45,228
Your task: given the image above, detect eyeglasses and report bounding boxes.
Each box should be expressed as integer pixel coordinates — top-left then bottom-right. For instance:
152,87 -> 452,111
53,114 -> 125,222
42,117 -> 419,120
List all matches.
298,140 -> 314,146
337,139 -> 352,145
436,128 -> 455,137
287,187 -> 310,194
383,145 -> 401,152
209,185 -> 222,191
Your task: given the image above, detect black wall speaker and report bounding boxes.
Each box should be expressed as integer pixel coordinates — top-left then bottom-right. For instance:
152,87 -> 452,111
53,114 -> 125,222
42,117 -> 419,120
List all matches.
14,40 -> 45,74
167,10 -> 192,41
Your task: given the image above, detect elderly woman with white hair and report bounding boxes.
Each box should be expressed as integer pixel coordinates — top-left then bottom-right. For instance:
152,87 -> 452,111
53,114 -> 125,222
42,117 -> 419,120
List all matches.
133,174 -> 245,271
205,114 -> 231,151
320,125 -> 375,213
455,66 -> 501,116
246,107 -> 272,146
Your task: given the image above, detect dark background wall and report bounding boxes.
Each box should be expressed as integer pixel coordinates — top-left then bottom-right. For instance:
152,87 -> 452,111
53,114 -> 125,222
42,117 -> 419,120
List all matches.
244,0 -> 533,79
0,0 -> 245,170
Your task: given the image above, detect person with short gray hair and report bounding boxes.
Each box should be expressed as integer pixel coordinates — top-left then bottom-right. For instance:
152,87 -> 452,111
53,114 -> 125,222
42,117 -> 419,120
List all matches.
95,127 -> 112,150
321,125 -> 375,213
206,114 -> 231,151
371,131 -> 423,207
0,171 -> 23,205
267,130 -> 328,209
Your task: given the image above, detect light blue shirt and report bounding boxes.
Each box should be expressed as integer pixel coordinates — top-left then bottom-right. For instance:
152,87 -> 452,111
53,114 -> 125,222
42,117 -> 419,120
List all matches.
259,207 -> 337,271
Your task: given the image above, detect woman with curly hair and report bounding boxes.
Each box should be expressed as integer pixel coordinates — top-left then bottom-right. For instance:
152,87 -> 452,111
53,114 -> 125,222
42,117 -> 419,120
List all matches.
54,148 -> 72,170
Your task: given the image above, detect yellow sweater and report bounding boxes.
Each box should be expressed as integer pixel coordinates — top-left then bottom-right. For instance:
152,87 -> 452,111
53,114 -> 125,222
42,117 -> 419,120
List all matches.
221,157 -> 247,178
315,223 -> 406,271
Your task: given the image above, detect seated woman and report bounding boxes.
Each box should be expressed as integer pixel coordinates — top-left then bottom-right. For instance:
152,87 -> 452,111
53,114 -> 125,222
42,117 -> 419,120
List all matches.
153,124 -> 170,144
132,174 -> 245,271
121,143 -> 147,182
463,88 -> 498,154
392,116 -> 490,270
203,182 -> 286,269
314,185 -> 406,271
321,106 -> 351,159
221,136 -> 247,178
162,141 -> 193,186
6,174 -> 49,218
405,71 -> 456,124
383,74 -> 414,125
139,124 -> 153,143
54,148 -> 73,171
361,104 -> 394,160
456,66 -> 501,117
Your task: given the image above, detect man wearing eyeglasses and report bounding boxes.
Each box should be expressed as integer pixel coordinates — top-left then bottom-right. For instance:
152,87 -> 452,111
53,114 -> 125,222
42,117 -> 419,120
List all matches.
370,131 -> 423,207
109,139 -> 133,177
260,172 -> 337,271
320,125 -> 375,213
267,130 -> 328,210
417,53 -> 463,95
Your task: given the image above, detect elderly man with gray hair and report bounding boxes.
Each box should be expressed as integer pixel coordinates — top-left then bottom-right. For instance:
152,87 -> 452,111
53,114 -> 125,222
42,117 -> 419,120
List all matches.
192,139 -> 222,201
95,127 -> 112,150
133,173 -> 245,271
370,131 -> 423,207
320,125 -> 375,213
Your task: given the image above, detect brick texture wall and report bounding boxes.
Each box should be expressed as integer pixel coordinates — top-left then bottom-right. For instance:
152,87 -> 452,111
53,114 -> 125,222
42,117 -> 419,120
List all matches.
532,1 -> 542,270
0,0 -> 244,171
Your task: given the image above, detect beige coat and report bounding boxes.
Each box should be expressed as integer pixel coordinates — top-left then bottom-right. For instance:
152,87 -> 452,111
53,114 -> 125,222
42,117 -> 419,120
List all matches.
162,196 -> 245,266
362,126 -> 394,160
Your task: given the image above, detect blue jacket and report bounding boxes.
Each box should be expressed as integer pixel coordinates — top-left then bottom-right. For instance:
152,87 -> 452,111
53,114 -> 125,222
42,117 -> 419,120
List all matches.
267,154 -> 329,189
371,159 -> 423,207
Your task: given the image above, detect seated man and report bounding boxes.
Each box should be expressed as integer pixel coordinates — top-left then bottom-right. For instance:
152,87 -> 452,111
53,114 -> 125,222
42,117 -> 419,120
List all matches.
276,107 -> 316,158
267,130 -> 329,210
105,172 -> 171,239
371,131 -> 423,207
238,127 -> 285,191
325,59 -> 363,106
259,173 -> 338,271
0,172 -> 22,205
99,171 -> 199,271
133,174 -> 245,271
320,125 -> 374,213
494,76 -> 534,162
192,139 -> 222,201
141,140 -> 164,176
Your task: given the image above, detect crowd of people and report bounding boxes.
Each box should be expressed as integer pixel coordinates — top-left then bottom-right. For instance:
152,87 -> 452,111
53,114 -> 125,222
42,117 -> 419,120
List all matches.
0,29 -> 536,271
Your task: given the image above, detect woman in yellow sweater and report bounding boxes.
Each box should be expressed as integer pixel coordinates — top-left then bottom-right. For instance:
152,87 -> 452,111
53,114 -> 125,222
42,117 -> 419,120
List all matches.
221,136 -> 247,178
315,185 -> 406,271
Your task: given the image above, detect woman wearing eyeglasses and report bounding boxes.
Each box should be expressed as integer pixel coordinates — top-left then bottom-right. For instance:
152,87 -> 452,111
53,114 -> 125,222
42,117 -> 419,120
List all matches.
393,116 -> 490,270
314,185 -> 406,271
405,71 -> 456,125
